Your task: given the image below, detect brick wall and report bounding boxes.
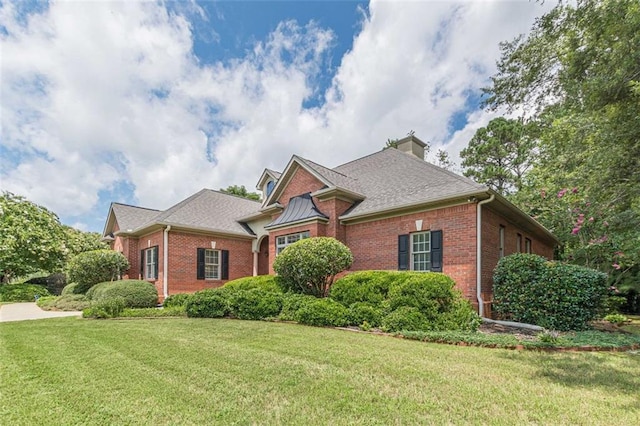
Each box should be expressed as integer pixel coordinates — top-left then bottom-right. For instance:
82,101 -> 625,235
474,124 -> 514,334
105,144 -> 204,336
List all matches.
481,206 -> 555,310
345,203 -> 478,301
277,166 -> 325,205
165,230 -> 253,296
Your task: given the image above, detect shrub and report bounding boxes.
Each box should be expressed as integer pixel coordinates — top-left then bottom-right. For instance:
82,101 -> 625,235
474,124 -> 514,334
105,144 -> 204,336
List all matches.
604,313 -> 628,325
163,293 -> 192,308
222,275 -> 284,294
348,302 -> 383,327
294,298 -> 350,327
61,283 -> 80,295
330,271 -> 401,307
228,288 -> 283,320
87,280 -> 158,308
278,293 -> 317,321
37,294 -> 91,311
493,254 -> 609,331
67,250 -> 129,294
432,298 -> 481,332
0,283 -> 51,302
185,289 -> 229,318
387,273 -> 457,321
83,297 -> 126,319
273,237 -> 353,297
381,307 -> 429,332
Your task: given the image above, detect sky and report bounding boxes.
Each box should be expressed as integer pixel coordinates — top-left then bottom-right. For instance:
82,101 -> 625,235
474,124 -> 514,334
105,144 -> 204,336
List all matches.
0,0 -> 555,233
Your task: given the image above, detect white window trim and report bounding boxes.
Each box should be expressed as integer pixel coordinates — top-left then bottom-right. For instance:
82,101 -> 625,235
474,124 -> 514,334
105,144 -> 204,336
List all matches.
204,249 -> 220,280
276,231 -> 310,254
410,231 -> 431,272
145,247 -> 157,280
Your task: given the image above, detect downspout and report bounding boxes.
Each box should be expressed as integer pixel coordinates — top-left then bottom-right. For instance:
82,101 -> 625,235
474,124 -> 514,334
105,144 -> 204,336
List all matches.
476,194 -> 494,318
163,225 -> 171,300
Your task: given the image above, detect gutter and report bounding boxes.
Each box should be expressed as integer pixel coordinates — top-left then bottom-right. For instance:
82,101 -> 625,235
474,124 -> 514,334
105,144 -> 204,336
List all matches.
476,193 -> 495,318
163,225 -> 171,300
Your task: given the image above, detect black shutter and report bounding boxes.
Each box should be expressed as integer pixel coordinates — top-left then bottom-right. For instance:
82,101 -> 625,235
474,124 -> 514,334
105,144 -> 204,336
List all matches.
140,250 -> 145,278
221,250 -> 229,280
398,234 -> 409,270
430,230 -> 443,272
153,247 -> 159,279
196,248 -> 205,280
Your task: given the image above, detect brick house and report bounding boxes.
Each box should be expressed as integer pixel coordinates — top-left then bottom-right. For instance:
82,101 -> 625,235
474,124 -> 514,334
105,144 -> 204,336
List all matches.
103,135 -> 556,315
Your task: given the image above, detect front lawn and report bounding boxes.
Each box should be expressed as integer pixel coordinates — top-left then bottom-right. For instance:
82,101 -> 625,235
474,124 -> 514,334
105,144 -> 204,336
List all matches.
1,318 -> 639,424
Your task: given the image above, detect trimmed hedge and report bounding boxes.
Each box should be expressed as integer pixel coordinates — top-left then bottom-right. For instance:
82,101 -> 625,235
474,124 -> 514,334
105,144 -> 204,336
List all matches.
295,298 -> 350,327
332,271 -> 479,332
278,293 -> 317,321
61,283 -> 80,295
222,275 -> 284,294
493,254 -> 609,331
67,250 -> 129,294
0,283 -> 50,302
228,288 -> 283,320
273,237 -> 353,297
87,280 -> 158,308
185,289 -> 229,318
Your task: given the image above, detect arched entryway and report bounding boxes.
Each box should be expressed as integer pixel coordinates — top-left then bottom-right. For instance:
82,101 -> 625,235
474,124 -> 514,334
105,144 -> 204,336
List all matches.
257,235 -> 270,276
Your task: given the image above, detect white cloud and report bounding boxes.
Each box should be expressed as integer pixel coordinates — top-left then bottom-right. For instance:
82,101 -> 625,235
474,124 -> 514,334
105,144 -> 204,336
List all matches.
1,0 -> 553,229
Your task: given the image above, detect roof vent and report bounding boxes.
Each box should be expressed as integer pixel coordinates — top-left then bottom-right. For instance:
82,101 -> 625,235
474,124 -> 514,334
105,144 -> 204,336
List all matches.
395,135 -> 427,160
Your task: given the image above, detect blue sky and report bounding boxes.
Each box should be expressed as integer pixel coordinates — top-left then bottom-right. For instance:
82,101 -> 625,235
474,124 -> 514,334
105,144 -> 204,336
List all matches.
0,0 -> 553,232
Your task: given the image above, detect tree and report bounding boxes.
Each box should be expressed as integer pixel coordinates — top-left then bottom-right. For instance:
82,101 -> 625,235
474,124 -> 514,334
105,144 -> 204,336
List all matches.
67,249 -> 130,294
0,192 -> 67,282
483,0 -> 640,277
461,117 -> 537,194
63,226 -> 108,257
435,149 -> 455,171
220,185 -> 260,201
273,237 -> 353,297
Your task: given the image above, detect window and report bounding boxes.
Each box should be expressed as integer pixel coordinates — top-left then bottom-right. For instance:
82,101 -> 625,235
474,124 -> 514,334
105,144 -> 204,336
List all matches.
499,225 -> 505,258
144,247 -> 158,280
276,231 -> 310,254
517,233 -> 522,253
204,249 -> 220,280
411,231 -> 431,271
525,238 -> 532,254
266,180 -> 275,197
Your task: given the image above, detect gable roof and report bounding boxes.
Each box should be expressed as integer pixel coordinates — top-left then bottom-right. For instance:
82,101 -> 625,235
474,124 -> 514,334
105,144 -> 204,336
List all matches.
109,190 -> 261,238
334,148 -> 487,219
103,203 -> 160,236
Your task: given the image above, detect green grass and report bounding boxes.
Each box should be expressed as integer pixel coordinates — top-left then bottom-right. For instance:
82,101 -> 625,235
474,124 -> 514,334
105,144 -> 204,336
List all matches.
1,318 -> 640,425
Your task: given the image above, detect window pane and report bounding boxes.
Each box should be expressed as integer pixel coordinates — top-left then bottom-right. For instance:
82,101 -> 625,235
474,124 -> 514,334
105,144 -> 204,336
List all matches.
413,253 -> 431,271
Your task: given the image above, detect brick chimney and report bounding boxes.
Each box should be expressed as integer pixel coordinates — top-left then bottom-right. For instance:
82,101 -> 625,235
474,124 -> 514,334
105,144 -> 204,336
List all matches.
395,135 -> 427,160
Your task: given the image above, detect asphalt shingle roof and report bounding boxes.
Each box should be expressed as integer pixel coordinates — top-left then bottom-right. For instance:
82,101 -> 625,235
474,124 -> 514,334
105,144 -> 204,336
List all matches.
111,203 -> 160,232
333,148 -> 487,219
139,189 -> 261,236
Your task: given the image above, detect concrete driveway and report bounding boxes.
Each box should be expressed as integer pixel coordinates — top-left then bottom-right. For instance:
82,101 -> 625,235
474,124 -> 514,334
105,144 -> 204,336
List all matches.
0,303 -> 82,322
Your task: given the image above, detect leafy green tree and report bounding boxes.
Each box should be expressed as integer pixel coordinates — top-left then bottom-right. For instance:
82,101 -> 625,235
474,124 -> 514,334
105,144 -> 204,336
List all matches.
220,185 -> 260,201
0,192 -> 67,282
273,237 -> 353,297
67,249 -> 130,293
63,226 -> 108,257
483,0 -> 640,278
461,117 -> 537,194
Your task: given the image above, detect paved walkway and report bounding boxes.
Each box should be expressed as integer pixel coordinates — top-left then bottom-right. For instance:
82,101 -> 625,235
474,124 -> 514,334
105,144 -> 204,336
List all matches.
0,303 -> 82,322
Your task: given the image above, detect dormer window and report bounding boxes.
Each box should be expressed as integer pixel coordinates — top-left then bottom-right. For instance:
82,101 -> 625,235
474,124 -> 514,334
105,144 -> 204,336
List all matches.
266,180 -> 275,197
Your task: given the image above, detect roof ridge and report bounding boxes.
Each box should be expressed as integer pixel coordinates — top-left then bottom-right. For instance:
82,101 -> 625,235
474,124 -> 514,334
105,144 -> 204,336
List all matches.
112,202 -> 160,212
205,188 -> 262,204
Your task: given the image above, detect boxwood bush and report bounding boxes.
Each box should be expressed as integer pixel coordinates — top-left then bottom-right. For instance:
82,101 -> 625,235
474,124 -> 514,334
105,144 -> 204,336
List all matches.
67,250 -> 129,294
330,271 -> 400,307
185,289 -> 230,318
228,288 -> 283,320
294,298 -> 350,327
162,293 -> 192,308
493,254 -> 609,331
278,293 -> 317,321
37,294 -> 91,311
348,302 -> 383,327
382,307 -> 429,332
222,275 -> 284,294
86,279 -> 158,308
273,237 -> 353,297
0,283 -> 50,302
